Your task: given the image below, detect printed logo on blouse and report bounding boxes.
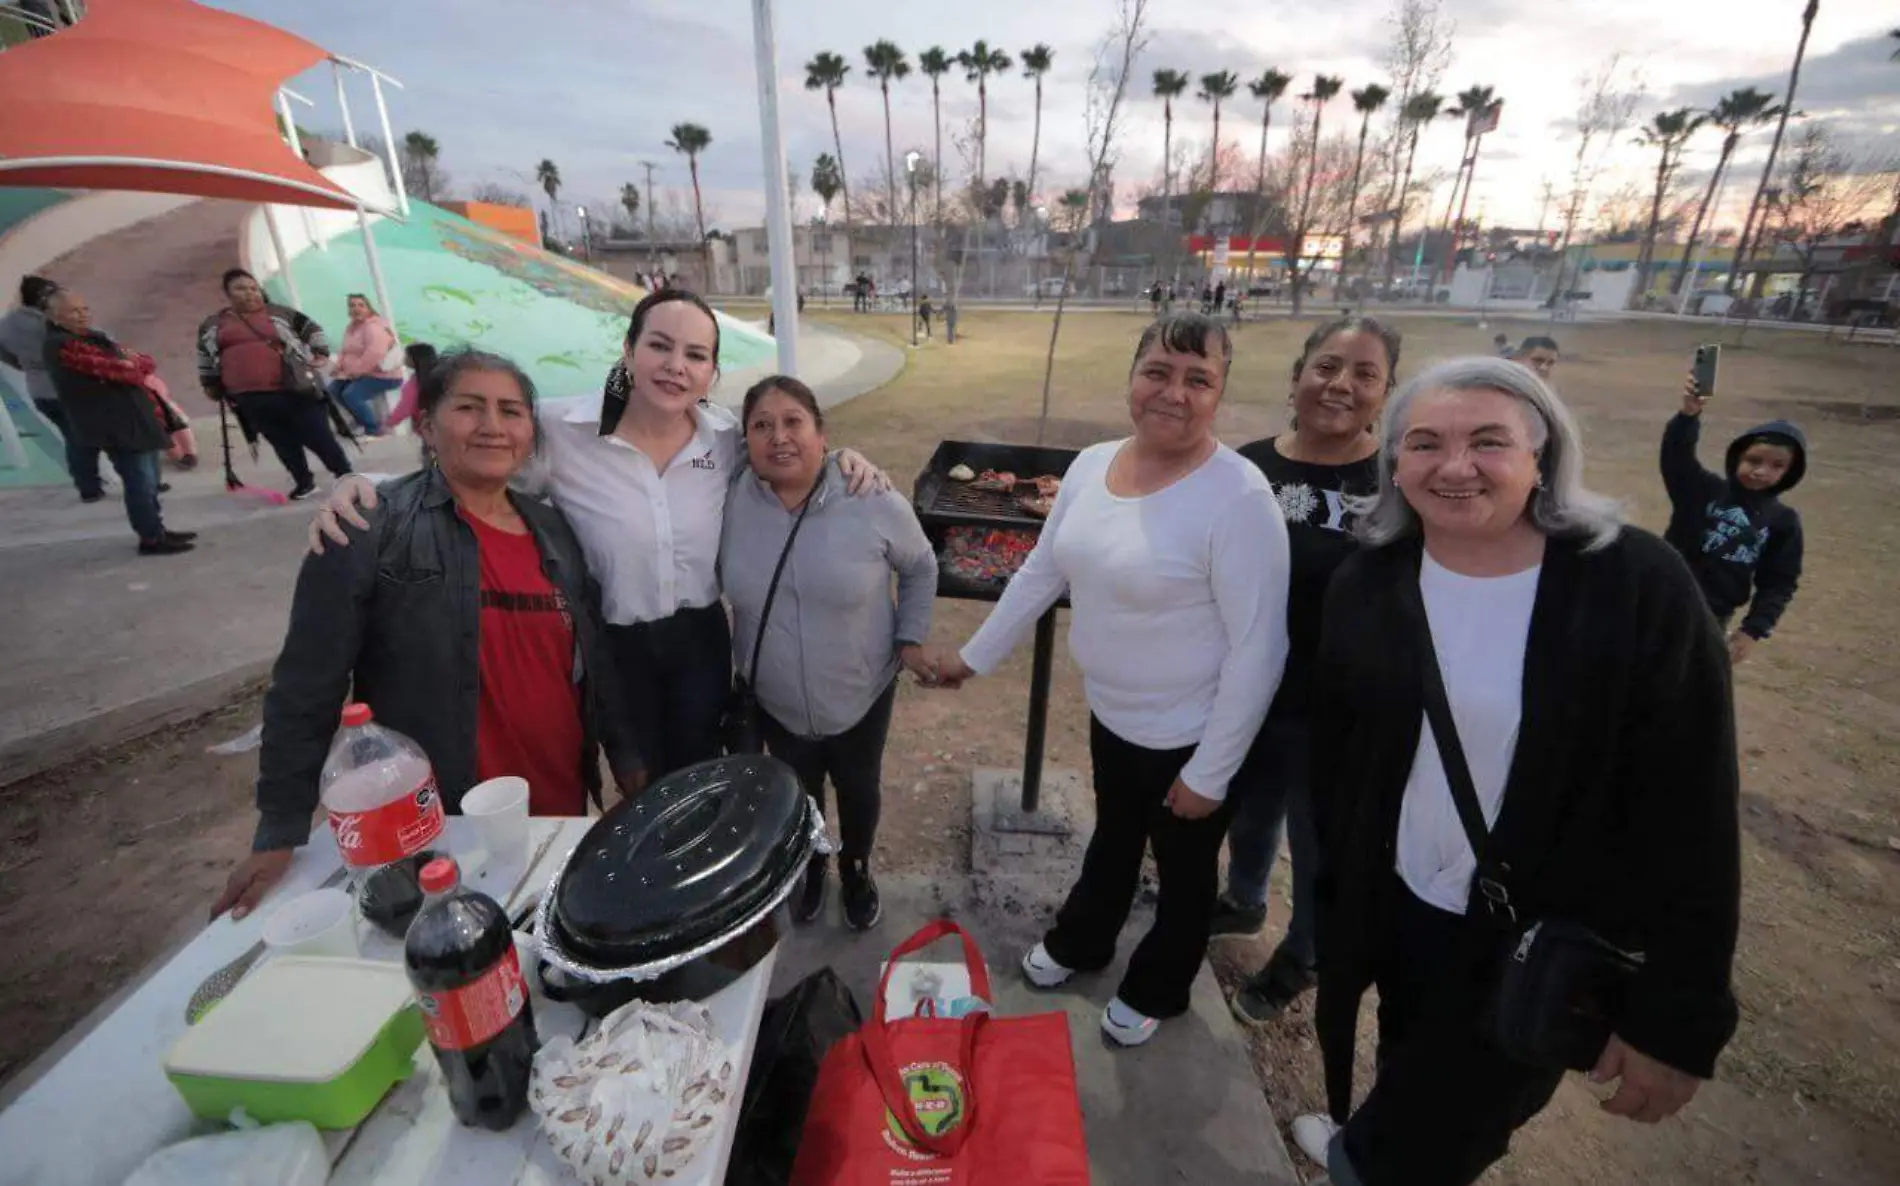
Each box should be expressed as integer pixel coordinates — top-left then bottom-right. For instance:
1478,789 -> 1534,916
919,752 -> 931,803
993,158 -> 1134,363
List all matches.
881,1061 -> 966,1162
690,448 -> 718,471
1273,481 -> 1352,532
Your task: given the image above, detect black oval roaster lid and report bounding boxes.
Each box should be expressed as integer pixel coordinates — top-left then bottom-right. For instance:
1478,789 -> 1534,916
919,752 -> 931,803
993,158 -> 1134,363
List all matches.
551,755 -> 810,968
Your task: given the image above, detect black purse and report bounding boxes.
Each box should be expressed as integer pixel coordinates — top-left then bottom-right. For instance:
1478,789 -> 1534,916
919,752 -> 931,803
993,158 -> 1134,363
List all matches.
721,474 -> 820,755
1403,574 -> 1644,1072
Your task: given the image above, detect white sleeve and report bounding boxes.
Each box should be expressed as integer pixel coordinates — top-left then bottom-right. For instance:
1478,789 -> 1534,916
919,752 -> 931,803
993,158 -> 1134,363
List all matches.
1178,486 -> 1291,801
956,463 -> 1090,675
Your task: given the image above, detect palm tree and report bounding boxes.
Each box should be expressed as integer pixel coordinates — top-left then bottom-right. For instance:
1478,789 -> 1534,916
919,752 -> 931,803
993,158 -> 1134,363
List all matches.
811,154 -> 843,296
1439,85 -> 1499,280
1891,26 -> 1899,59
1020,44 -> 1055,221
918,47 -> 952,224
1289,75 -> 1343,314
1197,71 -> 1240,192
1153,68 -> 1190,265
1729,0 -> 1819,295
402,130 -> 440,202
619,182 -> 641,232
665,123 -> 712,250
535,159 -> 562,241
803,52 -> 853,231
1672,87 -> 1781,295
955,41 -> 1012,186
1238,69 -> 1292,296
1384,90 -> 1445,286
1339,83 -> 1390,295
863,41 -> 910,225
1632,109 -> 1705,304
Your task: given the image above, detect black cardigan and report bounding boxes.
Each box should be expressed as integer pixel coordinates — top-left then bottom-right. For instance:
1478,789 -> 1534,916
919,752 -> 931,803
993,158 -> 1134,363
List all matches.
1310,527 -> 1740,1083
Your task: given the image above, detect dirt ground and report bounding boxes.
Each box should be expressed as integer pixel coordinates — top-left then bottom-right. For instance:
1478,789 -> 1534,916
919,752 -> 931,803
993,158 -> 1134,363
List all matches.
3,308 -> 1896,1185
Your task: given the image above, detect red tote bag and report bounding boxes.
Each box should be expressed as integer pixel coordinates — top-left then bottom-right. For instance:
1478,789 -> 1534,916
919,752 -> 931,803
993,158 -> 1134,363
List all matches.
789,920 -> 1091,1186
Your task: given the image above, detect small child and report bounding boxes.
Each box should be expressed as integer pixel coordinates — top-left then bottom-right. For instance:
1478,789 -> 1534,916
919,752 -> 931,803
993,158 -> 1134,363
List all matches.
1493,332 -> 1511,356
384,341 -> 438,434
1660,373 -> 1807,664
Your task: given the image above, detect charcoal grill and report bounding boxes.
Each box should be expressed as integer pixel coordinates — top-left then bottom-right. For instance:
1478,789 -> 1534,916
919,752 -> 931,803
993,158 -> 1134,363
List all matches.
914,440 -> 1079,813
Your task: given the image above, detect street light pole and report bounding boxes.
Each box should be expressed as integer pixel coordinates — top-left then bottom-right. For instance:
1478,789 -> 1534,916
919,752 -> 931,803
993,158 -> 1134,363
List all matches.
906,151 -> 920,347
576,206 -> 591,263
750,0 -> 799,375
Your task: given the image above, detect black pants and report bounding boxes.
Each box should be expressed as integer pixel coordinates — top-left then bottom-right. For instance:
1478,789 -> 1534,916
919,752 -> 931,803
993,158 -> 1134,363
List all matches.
1041,717 -> 1232,1019
761,681 -> 897,862
606,603 -> 732,781
1333,884 -> 1566,1186
240,389 -> 352,486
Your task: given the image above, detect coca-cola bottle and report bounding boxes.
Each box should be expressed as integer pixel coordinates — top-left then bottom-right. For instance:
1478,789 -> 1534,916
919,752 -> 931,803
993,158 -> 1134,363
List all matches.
405,857 -> 539,1131
321,703 -> 445,937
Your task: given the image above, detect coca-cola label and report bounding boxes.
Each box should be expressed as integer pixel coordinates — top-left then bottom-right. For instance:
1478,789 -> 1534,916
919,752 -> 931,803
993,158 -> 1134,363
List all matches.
416,946 -> 527,1052
328,777 -> 444,868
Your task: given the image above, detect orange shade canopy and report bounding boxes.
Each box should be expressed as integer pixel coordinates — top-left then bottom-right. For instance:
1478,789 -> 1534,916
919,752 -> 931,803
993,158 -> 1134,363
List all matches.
0,0 -> 363,209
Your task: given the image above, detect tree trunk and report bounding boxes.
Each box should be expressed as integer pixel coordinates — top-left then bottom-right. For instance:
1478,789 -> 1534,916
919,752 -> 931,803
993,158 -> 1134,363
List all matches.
1730,0 -> 1818,295
1037,248 -> 1081,444
829,91 -> 853,233
1434,141 -> 1470,281
1448,134 -> 1485,282
1241,109 -> 1271,299
1634,145 -> 1671,308
882,83 -> 898,226
1337,115 -> 1373,302
1161,104 -> 1174,281
977,81 -> 988,185
1210,106 -> 1222,191
1290,100 -> 1325,316
1027,79 -> 1044,217
1673,141 -> 1732,295
931,84 -> 943,227
1384,126 -> 1422,287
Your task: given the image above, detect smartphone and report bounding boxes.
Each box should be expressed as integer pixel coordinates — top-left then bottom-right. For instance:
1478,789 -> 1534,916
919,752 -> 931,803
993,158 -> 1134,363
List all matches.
1692,344 -> 1720,398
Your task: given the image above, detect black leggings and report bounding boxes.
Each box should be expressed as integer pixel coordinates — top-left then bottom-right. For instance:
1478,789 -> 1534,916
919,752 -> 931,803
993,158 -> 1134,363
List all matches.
760,681 -> 898,863
606,604 -> 732,781
1040,717 -> 1234,1020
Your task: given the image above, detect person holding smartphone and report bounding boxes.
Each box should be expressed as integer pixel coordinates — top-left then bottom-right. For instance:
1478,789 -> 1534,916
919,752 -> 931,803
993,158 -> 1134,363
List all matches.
1660,354 -> 1808,665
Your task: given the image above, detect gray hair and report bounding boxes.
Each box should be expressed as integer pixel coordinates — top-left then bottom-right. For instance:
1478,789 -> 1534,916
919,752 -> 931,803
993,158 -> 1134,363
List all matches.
1353,355 -> 1623,551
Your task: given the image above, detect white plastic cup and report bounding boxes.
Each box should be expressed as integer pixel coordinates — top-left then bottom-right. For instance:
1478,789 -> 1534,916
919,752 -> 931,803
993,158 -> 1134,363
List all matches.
462,776 -> 530,872
261,888 -> 360,959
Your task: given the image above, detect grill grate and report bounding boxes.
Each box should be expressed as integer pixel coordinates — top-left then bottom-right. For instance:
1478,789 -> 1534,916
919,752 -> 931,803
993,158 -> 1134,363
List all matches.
926,481 -> 1029,521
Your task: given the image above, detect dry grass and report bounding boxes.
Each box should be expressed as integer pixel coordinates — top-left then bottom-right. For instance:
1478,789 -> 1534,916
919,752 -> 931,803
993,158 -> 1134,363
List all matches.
793,306 -> 1900,1184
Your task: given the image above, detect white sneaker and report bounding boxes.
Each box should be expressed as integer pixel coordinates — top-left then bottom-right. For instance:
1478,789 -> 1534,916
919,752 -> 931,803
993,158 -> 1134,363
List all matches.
1019,942 -> 1074,989
1291,1113 -> 1341,1166
1100,996 -> 1159,1047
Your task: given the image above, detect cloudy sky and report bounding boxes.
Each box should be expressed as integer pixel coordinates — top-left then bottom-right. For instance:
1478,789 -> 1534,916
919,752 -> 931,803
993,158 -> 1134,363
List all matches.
222,0 -> 1897,234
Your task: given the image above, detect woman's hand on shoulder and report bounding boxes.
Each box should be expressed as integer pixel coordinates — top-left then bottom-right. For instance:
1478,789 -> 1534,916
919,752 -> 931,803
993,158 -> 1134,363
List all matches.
307,475 -> 379,555
836,448 -> 892,495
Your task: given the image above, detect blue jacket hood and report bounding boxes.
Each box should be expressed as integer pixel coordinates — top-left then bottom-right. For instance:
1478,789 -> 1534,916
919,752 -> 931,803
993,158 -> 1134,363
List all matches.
1725,419 -> 1807,496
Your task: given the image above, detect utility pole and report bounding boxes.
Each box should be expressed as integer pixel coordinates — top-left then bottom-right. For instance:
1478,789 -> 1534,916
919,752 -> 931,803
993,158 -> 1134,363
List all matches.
750,0 -> 799,374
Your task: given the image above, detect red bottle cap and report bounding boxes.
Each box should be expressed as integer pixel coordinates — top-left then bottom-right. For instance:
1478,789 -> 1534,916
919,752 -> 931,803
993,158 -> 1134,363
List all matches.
418,857 -> 459,894
340,703 -> 373,728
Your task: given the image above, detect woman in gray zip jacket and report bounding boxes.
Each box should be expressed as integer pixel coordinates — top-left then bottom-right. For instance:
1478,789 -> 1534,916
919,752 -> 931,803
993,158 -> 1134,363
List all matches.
720,375 -> 938,932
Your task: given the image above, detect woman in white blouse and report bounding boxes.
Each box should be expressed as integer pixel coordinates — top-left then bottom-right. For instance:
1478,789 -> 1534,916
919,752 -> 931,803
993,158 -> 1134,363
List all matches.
927,312 -> 1291,1047
311,290 -> 885,784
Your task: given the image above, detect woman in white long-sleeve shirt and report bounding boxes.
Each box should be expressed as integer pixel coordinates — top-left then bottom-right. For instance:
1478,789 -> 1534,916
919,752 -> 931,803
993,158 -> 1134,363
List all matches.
928,313 -> 1291,1047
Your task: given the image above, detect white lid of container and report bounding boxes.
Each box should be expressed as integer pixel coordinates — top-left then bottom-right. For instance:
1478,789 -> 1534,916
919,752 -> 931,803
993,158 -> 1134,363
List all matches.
165,957 -> 414,1084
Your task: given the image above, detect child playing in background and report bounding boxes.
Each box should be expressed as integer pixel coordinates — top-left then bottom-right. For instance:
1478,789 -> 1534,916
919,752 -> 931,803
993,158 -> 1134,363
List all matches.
382,341 -> 438,434
1661,373 -> 1807,664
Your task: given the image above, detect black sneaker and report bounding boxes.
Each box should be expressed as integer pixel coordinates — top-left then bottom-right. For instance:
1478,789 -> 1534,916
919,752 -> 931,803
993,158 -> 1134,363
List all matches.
80,491 -> 105,504
138,536 -> 196,556
1208,893 -> 1268,939
793,855 -> 827,924
164,530 -> 199,543
840,858 -> 881,931
288,480 -> 318,501
1229,948 -> 1318,1028
156,482 -> 171,494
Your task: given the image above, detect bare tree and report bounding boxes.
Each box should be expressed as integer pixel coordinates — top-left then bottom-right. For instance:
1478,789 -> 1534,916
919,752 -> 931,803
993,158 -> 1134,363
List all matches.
1374,0 -> 1455,278
1038,0 -> 1153,443
1550,55 -> 1644,309
1759,123 -> 1896,306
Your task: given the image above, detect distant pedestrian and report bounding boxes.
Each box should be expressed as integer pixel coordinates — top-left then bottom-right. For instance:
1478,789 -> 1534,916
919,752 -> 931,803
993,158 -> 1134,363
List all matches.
1150,282 -> 1162,316
42,290 -> 194,555
1214,280 -> 1227,313
197,268 -> 353,500
1201,282 -> 1214,314
918,294 -> 933,339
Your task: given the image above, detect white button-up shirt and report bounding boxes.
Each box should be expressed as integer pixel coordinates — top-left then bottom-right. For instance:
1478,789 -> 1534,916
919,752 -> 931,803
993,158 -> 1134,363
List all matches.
529,392 -> 740,626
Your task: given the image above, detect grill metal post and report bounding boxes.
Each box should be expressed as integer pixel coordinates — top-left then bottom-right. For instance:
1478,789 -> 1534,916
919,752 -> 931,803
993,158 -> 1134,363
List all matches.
1021,608 -> 1058,813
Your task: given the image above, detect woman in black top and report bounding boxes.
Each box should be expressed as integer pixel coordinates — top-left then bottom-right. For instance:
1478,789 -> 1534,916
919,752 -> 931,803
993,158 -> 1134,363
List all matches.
1301,356 -> 1738,1186
1215,315 -> 1401,1026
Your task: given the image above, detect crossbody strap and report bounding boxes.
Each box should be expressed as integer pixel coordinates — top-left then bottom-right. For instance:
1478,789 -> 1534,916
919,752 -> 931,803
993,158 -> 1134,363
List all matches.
746,468 -> 824,688
1397,564 -> 1518,923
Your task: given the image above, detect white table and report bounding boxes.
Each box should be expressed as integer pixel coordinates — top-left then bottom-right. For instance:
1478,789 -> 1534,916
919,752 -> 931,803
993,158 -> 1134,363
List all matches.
0,818 -> 775,1186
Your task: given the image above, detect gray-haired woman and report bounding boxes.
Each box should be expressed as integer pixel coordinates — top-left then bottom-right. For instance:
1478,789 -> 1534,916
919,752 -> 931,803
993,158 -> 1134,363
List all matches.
1297,357 -> 1740,1185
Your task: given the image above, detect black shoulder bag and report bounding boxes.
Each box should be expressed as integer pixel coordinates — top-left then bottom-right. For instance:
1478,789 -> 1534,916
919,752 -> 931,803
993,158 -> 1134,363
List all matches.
1401,574 -> 1644,1072
721,474 -> 822,755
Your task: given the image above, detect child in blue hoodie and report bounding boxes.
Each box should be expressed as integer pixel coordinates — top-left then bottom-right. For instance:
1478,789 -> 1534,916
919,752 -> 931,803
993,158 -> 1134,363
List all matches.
1661,373 -> 1807,664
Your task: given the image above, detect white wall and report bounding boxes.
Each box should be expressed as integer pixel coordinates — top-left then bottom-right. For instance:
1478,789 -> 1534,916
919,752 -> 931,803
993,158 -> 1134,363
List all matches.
0,191 -> 196,308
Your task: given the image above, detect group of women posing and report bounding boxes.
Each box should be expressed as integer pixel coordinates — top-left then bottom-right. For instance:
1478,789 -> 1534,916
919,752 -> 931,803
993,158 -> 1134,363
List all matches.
211,291 -> 1740,1186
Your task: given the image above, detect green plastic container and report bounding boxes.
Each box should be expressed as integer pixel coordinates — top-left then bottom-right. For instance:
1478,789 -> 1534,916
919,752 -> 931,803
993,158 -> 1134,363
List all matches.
165,956 -> 425,1130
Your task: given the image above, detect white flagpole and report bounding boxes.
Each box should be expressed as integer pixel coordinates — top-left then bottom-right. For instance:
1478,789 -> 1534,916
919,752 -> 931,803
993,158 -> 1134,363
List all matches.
751,0 -> 798,375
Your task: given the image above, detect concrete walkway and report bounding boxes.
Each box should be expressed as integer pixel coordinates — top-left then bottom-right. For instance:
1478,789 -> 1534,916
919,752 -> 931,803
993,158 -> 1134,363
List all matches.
0,322 -> 904,785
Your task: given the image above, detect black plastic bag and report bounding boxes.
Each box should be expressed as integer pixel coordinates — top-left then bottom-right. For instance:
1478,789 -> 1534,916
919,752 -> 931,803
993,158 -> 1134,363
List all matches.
725,967 -> 863,1186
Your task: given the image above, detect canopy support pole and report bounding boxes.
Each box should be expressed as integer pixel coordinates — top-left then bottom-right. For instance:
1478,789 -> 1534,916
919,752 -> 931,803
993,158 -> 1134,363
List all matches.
330,63 -> 358,148
367,72 -> 410,216
356,206 -> 398,341
262,206 -> 303,308
276,90 -> 324,250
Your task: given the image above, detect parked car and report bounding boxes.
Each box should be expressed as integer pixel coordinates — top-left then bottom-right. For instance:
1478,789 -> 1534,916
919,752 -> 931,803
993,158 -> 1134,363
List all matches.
1024,277 -> 1074,298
